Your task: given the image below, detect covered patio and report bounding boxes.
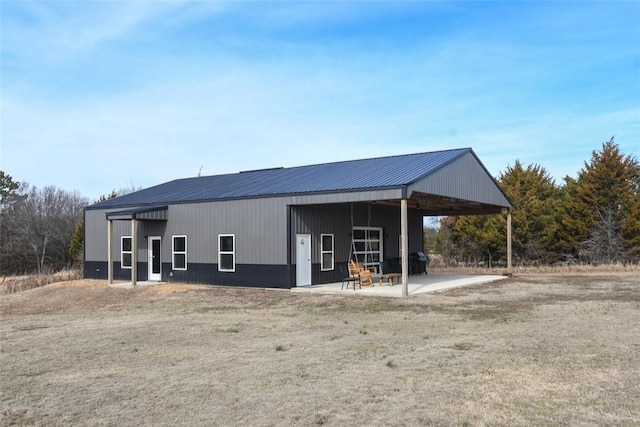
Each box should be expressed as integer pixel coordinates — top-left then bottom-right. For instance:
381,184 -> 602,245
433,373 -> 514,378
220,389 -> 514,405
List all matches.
292,273 -> 509,297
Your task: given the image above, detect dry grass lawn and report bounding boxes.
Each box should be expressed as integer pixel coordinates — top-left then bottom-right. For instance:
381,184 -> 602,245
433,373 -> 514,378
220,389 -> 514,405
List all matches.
1,273 -> 639,426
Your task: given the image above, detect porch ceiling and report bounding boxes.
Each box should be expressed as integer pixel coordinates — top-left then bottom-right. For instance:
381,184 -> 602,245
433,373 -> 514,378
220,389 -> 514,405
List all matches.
377,192 -> 507,216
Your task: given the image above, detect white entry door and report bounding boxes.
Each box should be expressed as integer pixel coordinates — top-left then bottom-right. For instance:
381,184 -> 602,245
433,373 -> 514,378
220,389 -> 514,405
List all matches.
148,237 -> 162,281
296,234 -> 312,286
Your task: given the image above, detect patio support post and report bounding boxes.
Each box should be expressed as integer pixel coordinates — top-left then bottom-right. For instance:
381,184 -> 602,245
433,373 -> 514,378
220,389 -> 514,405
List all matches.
401,198 -> 408,297
131,218 -> 137,287
507,210 -> 512,274
107,219 -> 113,285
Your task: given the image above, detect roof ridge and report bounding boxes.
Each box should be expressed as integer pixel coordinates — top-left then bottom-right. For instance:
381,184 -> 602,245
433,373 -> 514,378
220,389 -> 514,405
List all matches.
282,147 -> 472,172
172,147 -> 471,182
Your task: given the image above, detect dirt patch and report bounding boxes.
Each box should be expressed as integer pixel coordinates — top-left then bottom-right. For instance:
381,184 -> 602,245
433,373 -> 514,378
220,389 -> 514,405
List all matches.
1,273 -> 639,426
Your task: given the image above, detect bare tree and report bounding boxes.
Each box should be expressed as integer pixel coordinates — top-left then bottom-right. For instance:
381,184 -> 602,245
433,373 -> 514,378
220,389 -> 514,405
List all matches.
581,207 -> 626,264
0,183 -> 87,274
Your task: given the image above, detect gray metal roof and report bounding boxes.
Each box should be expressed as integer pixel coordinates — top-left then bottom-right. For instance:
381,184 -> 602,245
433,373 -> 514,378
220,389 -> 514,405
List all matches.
89,148 -> 505,209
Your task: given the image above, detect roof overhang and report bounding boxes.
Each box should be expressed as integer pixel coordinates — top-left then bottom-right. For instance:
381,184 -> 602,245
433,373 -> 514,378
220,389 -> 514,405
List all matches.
105,206 -> 168,221
375,192 -> 508,216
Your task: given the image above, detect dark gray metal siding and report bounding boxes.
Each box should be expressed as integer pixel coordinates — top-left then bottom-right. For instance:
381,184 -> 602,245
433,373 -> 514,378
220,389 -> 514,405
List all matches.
291,204 -> 352,265
105,206 -> 168,221
290,202 -> 424,284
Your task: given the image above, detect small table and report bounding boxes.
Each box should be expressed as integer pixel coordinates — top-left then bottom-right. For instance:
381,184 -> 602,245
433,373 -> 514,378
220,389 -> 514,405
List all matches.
378,273 -> 402,287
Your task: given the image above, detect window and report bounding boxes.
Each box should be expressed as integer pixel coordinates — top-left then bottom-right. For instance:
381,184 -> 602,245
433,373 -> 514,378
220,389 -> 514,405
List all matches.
321,234 -> 334,271
121,236 -> 132,269
172,235 -> 187,270
352,227 -> 383,271
218,234 -> 235,272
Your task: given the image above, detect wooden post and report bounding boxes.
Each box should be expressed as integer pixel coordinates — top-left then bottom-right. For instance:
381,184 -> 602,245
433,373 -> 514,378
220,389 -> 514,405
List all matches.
107,219 -> 113,285
507,211 -> 512,275
401,199 -> 408,297
131,218 -> 137,287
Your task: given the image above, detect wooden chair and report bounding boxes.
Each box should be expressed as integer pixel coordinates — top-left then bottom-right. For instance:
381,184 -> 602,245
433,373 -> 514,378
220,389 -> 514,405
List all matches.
358,269 -> 374,287
350,260 -> 376,288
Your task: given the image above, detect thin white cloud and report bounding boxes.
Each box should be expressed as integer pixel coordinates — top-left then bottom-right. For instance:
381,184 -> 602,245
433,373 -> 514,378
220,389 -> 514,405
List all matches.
2,1 -> 210,63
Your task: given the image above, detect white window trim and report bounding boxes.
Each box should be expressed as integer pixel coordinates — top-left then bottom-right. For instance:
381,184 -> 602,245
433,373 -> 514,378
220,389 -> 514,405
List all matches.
218,234 -> 235,272
172,235 -> 188,271
121,236 -> 132,269
320,233 -> 334,271
352,226 -> 383,272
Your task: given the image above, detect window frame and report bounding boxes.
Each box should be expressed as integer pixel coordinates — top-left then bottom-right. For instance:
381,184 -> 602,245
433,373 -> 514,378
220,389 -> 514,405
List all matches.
218,234 -> 235,272
121,236 -> 132,269
320,233 -> 334,271
352,226 -> 383,272
172,235 -> 188,271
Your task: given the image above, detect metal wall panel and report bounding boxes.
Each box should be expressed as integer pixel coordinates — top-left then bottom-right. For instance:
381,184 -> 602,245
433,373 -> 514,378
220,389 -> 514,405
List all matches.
161,198 -> 289,265
85,190 -> 425,283
407,152 -> 511,207
84,209 -> 142,262
84,209 -> 105,262
291,202 -> 424,267
86,199 -> 288,279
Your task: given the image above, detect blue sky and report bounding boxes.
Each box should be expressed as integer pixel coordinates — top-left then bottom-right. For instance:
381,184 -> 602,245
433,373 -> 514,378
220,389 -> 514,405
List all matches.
1,1 -> 639,201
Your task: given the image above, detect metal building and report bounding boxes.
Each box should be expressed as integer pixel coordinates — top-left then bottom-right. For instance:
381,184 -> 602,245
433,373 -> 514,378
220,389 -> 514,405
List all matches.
84,148 -> 512,292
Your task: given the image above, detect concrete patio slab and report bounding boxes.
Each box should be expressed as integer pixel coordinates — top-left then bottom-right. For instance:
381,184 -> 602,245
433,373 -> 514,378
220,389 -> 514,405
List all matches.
108,274 -> 509,297
291,274 -> 509,297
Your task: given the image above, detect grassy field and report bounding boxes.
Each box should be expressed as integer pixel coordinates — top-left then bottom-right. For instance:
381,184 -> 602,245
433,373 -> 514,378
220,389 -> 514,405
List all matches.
1,273 -> 639,426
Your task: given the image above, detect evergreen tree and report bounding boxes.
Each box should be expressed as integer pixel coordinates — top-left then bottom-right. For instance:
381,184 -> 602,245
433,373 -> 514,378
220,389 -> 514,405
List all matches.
557,176 -> 583,257
499,161 -> 562,264
563,137 -> 640,262
450,214 -> 503,266
448,161 -> 561,266
69,220 -> 84,269
0,171 -> 20,206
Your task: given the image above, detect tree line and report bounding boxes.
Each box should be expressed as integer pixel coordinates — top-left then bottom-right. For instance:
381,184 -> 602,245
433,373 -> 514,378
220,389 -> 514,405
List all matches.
430,138 -> 639,267
0,174 -> 123,275
1,137 -> 638,276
